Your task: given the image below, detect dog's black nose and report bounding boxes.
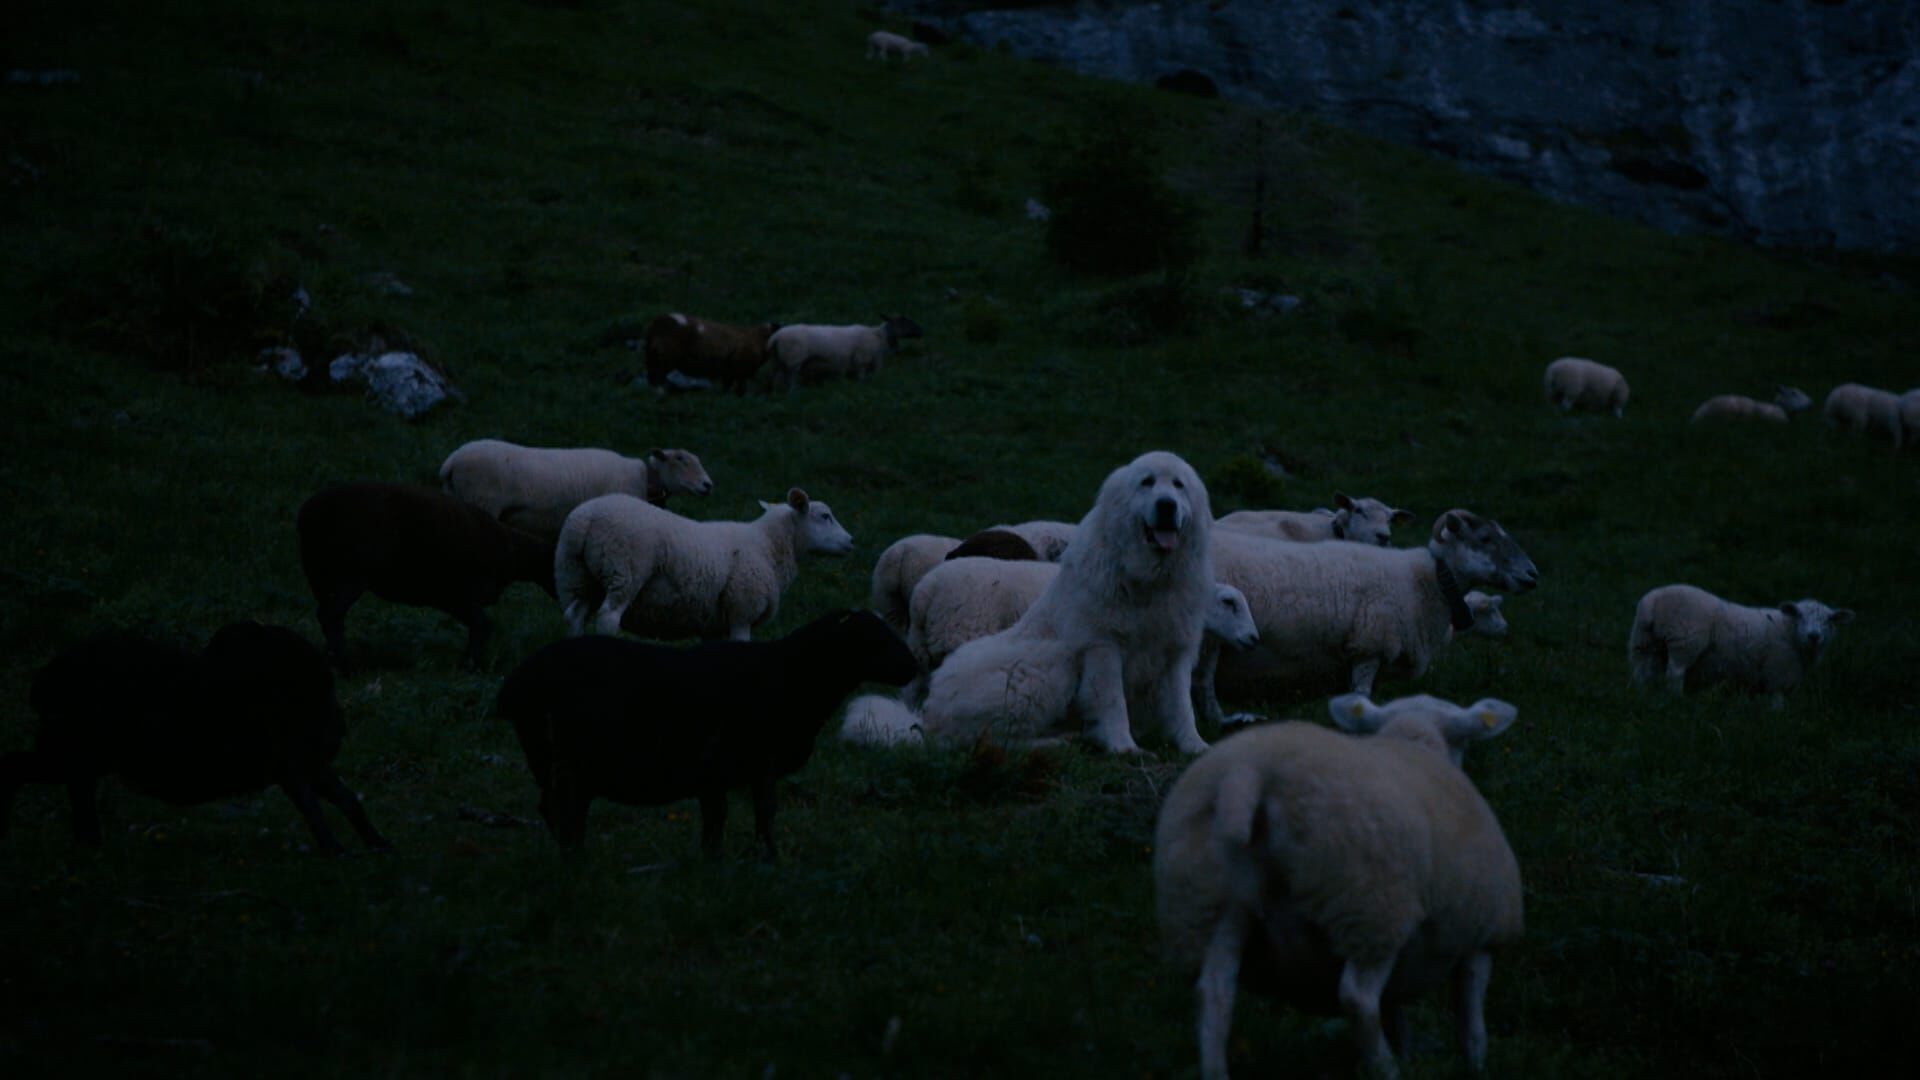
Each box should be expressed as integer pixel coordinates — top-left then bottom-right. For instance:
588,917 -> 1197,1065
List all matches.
1154,496 -> 1178,528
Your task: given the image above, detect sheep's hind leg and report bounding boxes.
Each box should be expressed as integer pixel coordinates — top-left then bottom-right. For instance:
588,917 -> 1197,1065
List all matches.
750,777 -> 779,863
1195,906 -> 1249,1080
1348,658 -> 1381,698
282,780 -> 347,855
317,769 -> 391,850
1339,956 -> 1401,1079
698,788 -> 729,861
317,583 -> 363,670
454,600 -> 492,668
1454,951 -> 1493,1072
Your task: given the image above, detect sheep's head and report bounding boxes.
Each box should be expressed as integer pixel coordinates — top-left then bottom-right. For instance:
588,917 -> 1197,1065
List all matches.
1464,591 -> 1508,637
1206,584 -> 1259,651
1331,492 -> 1415,547
881,314 -> 925,348
800,609 -> 917,686
1329,693 -> 1519,767
646,448 -> 714,499
1778,599 -> 1853,657
1773,385 -> 1814,413
768,488 -> 855,557
1431,510 -> 1538,593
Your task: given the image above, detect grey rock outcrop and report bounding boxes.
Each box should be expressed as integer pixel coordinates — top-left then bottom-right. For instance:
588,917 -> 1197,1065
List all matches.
895,1 -> 1919,252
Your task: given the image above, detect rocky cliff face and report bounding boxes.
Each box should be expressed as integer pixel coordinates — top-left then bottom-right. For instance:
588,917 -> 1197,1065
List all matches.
894,1 -> 1920,252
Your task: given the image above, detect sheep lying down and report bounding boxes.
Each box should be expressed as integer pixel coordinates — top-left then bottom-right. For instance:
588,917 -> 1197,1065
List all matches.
1154,693 -> 1524,1079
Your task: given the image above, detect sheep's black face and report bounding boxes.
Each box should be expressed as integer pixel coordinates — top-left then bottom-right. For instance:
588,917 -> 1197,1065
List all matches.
829,610 -> 917,686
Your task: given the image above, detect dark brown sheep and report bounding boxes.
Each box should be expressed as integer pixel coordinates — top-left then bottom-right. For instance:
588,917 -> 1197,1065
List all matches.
643,313 -> 779,394
2,621 -> 389,854
297,481 -> 555,669
944,528 -> 1041,563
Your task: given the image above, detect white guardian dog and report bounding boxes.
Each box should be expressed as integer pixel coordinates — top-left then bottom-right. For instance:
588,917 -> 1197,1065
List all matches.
841,450 -> 1216,753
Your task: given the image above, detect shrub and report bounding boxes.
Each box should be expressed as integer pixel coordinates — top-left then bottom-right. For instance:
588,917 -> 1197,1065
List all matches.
1041,122 -> 1201,277
1209,454 -> 1289,510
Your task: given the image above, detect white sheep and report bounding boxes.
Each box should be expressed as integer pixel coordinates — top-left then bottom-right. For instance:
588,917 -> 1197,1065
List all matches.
554,489 -> 854,641
870,533 -> 959,635
1824,383 -> 1905,447
1461,591 -> 1508,638
1689,385 -> 1813,424
1216,493 -> 1413,547
1154,692 -> 1524,1079
1628,583 -> 1852,707
1543,356 -> 1629,416
866,30 -> 928,61
768,315 -> 923,390
1203,510 -> 1539,708
440,439 -> 713,542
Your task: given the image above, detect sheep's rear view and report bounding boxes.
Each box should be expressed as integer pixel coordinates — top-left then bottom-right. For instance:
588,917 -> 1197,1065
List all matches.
3,622 -> 389,854
497,609 -> 915,859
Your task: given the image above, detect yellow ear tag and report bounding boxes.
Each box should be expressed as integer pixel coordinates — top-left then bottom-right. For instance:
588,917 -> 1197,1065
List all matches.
1480,710 -> 1498,728
1351,703 -> 1366,719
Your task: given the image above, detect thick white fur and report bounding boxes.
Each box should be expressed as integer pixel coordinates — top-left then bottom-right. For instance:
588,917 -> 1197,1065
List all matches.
1628,583 -> 1852,707
1154,693 -> 1523,1079
1824,383 -> 1904,447
440,439 -> 712,541
1543,356 -> 1629,416
843,451 -> 1215,754
554,489 -> 852,642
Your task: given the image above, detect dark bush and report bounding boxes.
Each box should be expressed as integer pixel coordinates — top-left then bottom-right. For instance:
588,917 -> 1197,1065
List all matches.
1209,454 -> 1289,511
1042,123 -> 1201,277
1077,279 -> 1215,347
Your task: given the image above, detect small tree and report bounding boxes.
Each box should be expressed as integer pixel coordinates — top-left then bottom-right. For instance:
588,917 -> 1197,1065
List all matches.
1042,121 -> 1201,277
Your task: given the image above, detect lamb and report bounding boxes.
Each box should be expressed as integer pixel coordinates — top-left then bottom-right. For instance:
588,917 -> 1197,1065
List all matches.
1154,692 -> 1523,1079
767,315 -> 924,389
869,526 -> 1051,636
866,30 -> 929,61
497,609 -> 915,857
439,439 -> 714,542
1203,510 -> 1539,707
1689,386 -> 1814,424
1824,383 -> 1905,447
3,622 -> 389,854
1217,493 -> 1414,547
1628,583 -> 1852,707
1543,356 -> 1629,416
642,313 -> 779,394
555,488 -> 854,641
1462,591 -> 1508,638
297,482 -> 556,669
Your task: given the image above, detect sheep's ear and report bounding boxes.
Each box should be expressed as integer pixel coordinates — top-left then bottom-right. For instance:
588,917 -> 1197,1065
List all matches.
758,500 -> 772,512
1443,699 -> 1519,744
1436,511 -> 1464,540
1328,694 -> 1385,734
786,487 -> 809,511
1333,491 -> 1356,511
1488,595 -> 1504,610
1390,508 -> 1416,526
1831,608 -> 1855,624
645,448 -> 664,461
1779,602 -> 1801,619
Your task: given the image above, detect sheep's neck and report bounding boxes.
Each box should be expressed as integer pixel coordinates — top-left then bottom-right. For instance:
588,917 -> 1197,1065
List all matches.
1425,544 -> 1476,632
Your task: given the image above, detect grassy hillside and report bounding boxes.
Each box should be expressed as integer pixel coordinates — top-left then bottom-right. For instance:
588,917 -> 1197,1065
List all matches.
2,1 -> 1917,1075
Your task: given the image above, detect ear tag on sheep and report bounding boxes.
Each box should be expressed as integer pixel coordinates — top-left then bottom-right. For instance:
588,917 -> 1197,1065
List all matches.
1351,703 -> 1366,719
1480,710 -> 1498,729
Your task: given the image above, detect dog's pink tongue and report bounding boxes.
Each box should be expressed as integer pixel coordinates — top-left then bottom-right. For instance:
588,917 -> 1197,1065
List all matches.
1152,528 -> 1179,552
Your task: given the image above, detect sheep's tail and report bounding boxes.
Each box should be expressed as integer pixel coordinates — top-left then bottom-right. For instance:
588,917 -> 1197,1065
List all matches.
839,694 -> 924,747
1211,761 -> 1279,907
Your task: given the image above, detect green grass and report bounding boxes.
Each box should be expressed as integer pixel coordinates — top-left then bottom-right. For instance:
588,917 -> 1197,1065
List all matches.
3,1 -> 1918,1075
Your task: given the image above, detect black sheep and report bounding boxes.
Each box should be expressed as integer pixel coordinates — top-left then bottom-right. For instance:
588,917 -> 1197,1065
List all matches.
496,608 -> 916,859
1,621 -> 389,854
944,527 -> 1041,562
297,481 -> 555,669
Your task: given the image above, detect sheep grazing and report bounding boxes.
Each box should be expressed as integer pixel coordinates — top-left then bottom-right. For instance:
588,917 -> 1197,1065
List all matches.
1824,383 -> 1905,447
497,609 -> 916,857
297,482 -> 556,669
1543,356 -> 1629,416
767,315 -> 924,389
866,30 -> 928,61
1629,583 -> 1852,708
642,313 -> 779,394
3,622 -> 389,854
1690,386 -> 1813,424
1217,493 -> 1414,547
944,528 -> 1040,563
556,488 -> 854,641
440,439 -> 714,542
1205,509 -> 1539,705
1154,693 -> 1523,1079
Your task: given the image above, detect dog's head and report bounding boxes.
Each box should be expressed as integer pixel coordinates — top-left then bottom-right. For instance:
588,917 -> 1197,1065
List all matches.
1093,450 -> 1211,576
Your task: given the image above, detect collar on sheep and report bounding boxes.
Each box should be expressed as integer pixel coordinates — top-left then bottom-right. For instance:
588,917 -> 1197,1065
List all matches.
1431,555 -> 1475,632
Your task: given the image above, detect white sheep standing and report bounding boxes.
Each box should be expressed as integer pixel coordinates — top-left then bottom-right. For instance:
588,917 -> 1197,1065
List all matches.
1216,493 -> 1413,547
1823,383 -> 1905,447
1689,385 -> 1814,425
1628,583 -> 1852,708
440,439 -> 714,541
554,489 -> 854,641
1154,692 -> 1524,1080
866,30 -> 928,61
768,315 -> 923,390
1202,510 -> 1539,711
1543,356 -> 1629,416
